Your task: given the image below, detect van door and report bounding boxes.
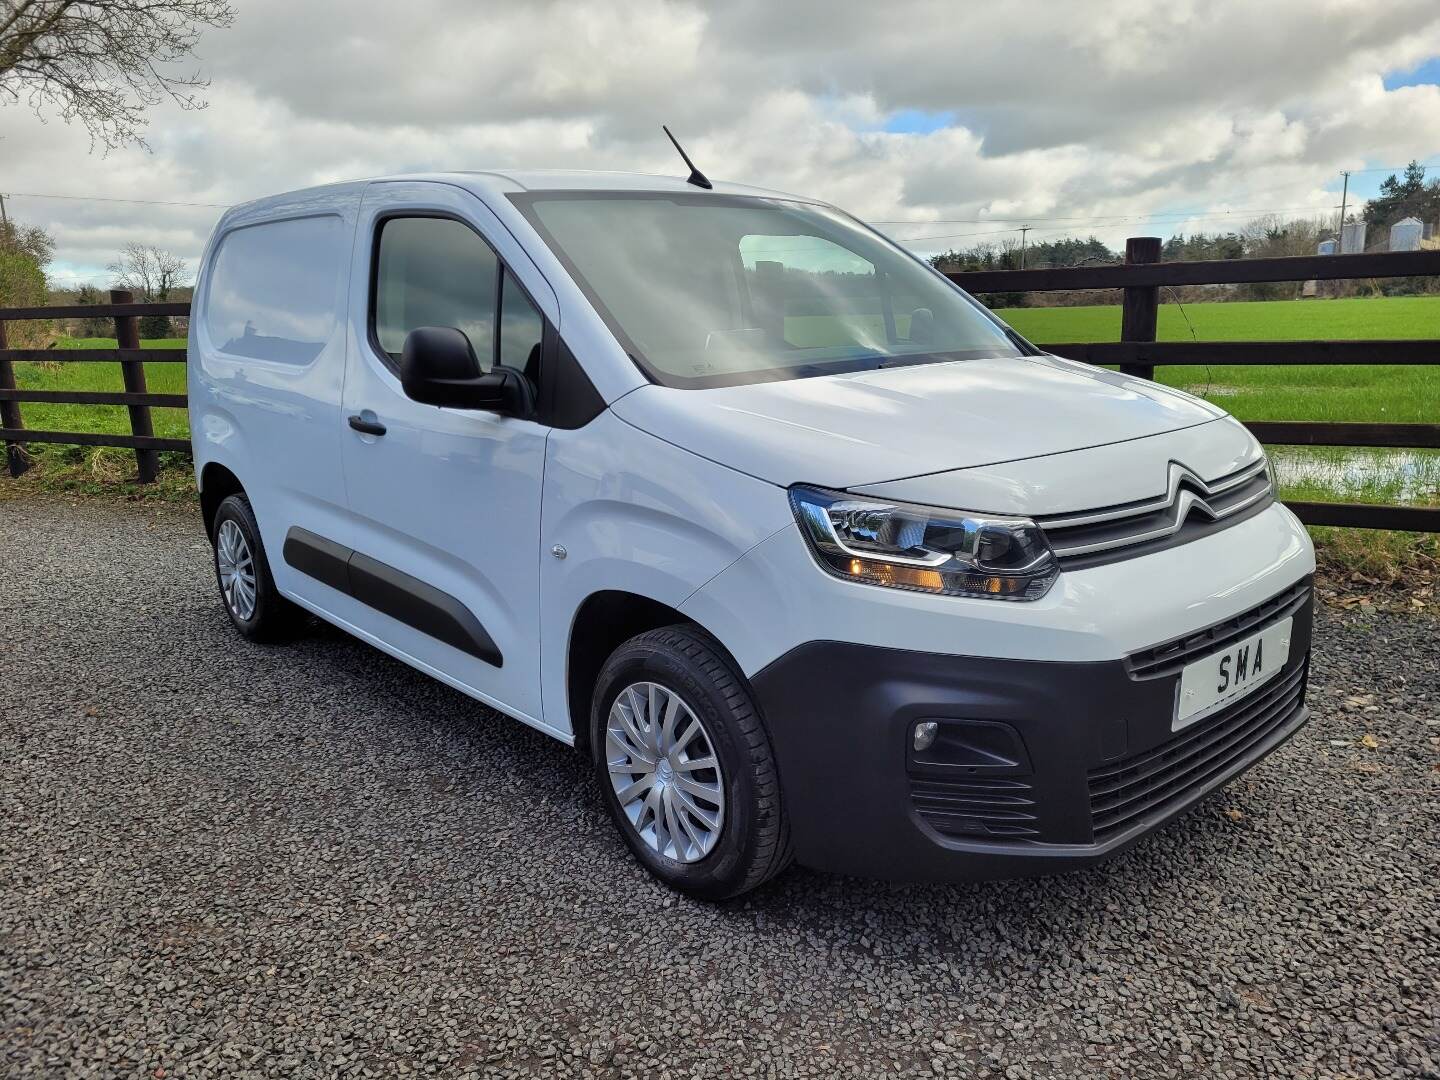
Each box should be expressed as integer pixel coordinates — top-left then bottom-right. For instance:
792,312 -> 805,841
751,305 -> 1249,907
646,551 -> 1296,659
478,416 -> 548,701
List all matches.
335,181 -> 556,733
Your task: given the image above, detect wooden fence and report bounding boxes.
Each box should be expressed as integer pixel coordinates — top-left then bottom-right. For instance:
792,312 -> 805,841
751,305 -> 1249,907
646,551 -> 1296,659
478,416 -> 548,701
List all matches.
947,240 -> 1440,533
0,291 -> 189,483
1,249 -> 1438,531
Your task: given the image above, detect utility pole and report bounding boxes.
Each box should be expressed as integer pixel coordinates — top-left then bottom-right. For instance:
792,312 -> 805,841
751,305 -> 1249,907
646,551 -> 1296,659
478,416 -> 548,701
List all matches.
1018,226 -> 1031,269
0,192 -> 8,236
1336,171 -> 1350,252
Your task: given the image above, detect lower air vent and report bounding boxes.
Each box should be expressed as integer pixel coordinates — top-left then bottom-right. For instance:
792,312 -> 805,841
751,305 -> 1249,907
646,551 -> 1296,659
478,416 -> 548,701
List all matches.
910,776 -> 1039,839
1087,660 -> 1307,843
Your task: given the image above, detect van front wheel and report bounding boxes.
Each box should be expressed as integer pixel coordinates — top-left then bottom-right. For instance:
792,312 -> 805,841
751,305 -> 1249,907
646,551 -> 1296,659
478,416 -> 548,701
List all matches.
591,626 -> 792,900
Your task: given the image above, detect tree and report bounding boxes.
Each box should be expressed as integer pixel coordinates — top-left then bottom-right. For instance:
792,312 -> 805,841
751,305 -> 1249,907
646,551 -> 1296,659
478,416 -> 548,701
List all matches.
73,282 -> 111,336
0,215 -> 53,345
109,242 -> 186,338
1363,160 -> 1440,230
0,0 -> 235,151
0,216 -> 55,262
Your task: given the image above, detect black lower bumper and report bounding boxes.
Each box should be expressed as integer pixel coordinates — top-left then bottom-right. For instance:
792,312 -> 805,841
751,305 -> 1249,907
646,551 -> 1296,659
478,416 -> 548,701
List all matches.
750,587 -> 1314,882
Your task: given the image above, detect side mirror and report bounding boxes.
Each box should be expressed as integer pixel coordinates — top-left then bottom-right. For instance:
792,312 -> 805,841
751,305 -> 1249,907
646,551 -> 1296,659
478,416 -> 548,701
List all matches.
399,326 -> 534,416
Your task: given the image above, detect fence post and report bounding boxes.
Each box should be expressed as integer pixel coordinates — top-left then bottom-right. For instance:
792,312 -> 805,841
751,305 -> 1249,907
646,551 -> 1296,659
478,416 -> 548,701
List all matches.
0,318 -> 30,477
1119,236 -> 1162,380
111,288 -> 159,483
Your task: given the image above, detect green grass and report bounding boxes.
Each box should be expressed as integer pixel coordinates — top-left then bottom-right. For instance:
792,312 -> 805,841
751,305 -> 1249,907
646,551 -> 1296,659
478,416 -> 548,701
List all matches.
996,295 -> 1440,424
5,315 -> 1436,578
8,303 -> 1440,508
11,336 -> 189,443
999,295 -> 1440,343
998,296 -> 1440,514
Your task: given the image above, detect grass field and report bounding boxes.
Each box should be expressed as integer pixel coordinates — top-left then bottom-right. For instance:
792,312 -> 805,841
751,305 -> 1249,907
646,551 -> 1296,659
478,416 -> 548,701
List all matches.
10,337 -> 189,445
6,297 -> 1438,509
998,297 -> 1440,513
997,295 -> 1440,425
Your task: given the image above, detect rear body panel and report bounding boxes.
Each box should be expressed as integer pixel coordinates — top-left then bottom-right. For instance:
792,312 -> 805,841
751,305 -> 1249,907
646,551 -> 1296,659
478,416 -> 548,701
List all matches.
188,185 -> 364,617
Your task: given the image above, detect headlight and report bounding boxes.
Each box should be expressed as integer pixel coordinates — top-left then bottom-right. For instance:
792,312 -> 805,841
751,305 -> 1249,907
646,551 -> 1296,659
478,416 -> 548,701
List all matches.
789,485 -> 1059,601
1263,451 -> 1279,495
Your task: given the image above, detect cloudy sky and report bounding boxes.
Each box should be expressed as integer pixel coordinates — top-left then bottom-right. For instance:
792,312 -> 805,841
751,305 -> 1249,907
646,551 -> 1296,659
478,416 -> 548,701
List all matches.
4,0 -> 1440,287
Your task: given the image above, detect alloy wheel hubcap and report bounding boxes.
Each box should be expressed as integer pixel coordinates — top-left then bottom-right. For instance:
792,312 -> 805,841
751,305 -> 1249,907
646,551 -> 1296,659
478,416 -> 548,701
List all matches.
606,681 -> 725,863
216,519 -> 258,621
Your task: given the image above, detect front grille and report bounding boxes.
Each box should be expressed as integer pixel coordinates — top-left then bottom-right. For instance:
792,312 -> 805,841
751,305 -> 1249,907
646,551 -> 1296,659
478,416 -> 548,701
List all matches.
1087,660 -> 1307,842
1124,577 -> 1311,681
911,776 -> 1039,839
1038,459 -> 1272,568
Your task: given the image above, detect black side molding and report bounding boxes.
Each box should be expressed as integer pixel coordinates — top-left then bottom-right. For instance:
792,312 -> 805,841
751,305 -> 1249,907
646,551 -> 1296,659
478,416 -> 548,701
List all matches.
283,528 -> 351,594
282,527 -> 502,667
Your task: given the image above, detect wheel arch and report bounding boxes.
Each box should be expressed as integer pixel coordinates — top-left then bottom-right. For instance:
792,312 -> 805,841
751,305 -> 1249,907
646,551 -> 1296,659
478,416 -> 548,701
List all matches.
199,461 -> 246,540
567,590 -> 743,756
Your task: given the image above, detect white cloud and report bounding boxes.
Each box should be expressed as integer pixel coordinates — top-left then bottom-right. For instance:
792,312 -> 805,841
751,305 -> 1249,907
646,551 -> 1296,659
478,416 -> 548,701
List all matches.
4,0 -> 1440,283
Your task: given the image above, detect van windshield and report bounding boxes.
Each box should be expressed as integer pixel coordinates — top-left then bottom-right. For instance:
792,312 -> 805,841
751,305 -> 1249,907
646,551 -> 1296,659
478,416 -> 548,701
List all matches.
512,192 -> 1027,389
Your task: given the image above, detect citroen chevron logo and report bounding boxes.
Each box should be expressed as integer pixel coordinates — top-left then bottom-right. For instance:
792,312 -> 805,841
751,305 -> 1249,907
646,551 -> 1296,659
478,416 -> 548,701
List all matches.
1167,463 -> 1221,523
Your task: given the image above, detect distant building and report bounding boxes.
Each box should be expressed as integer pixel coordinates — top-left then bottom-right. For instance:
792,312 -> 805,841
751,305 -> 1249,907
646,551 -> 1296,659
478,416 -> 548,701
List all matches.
1317,239 -> 1338,256
1390,217 -> 1424,252
1341,221 -> 1367,254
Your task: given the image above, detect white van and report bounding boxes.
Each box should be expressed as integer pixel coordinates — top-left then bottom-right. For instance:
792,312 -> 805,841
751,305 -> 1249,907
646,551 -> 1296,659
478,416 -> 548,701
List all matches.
189,170 -> 1314,898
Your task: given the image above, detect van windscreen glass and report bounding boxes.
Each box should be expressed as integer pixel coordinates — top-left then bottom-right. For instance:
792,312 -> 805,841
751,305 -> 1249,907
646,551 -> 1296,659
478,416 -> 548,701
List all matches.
512,192 -> 1025,389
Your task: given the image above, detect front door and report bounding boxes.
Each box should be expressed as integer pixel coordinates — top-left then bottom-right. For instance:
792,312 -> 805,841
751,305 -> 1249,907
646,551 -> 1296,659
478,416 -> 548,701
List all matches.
336,181 -> 556,733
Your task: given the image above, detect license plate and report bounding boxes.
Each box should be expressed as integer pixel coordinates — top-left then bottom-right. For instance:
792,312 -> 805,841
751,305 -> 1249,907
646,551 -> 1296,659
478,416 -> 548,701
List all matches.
1174,617 -> 1293,730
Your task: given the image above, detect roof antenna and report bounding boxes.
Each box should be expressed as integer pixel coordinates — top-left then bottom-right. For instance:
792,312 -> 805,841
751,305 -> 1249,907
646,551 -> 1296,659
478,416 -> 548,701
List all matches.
662,125 -> 713,190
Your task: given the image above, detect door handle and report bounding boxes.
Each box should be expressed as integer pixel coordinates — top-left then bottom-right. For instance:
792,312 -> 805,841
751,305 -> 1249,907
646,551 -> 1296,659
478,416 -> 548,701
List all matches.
348,414 -> 387,436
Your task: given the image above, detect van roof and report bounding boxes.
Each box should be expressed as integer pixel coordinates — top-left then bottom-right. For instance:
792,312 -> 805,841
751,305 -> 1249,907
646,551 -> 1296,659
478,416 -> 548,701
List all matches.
224,170 -> 818,218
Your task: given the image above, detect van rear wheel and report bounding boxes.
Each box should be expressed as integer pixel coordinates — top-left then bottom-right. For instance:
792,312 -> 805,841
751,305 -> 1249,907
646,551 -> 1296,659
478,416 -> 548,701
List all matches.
591,626 -> 792,899
211,494 -> 302,642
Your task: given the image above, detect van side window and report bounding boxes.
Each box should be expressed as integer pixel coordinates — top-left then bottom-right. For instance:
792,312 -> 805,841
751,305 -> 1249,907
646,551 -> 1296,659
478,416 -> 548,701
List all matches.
374,217 -> 499,367
499,269 -> 544,384
205,215 -> 345,365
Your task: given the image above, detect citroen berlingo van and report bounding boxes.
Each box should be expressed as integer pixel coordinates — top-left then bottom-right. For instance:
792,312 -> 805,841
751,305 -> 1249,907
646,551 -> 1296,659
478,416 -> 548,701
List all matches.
189,169 -> 1315,898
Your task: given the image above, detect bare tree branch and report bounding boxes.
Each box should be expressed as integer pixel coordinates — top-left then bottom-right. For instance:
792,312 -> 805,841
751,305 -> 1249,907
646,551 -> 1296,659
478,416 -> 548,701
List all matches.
108,240 -> 187,298
0,0 -> 234,151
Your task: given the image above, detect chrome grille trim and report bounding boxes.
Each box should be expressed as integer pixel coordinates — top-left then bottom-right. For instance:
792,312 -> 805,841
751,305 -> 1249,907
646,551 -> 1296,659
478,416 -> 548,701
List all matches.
1038,460 -> 1273,561
1040,458 -> 1267,531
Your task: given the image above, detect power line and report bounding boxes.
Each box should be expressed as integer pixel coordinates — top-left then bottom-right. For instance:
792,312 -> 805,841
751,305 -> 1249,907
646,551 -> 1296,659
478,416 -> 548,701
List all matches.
872,161 -> 1440,230
880,203 -> 1343,234
1336,159 -> 1440,174
0,191 -> 232,209
889,205 -> 1341,246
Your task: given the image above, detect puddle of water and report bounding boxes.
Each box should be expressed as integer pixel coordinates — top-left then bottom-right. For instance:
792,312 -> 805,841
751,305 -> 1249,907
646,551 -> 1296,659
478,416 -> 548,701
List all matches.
1183,383 -> 1330,399
1271,447 -> 1440,504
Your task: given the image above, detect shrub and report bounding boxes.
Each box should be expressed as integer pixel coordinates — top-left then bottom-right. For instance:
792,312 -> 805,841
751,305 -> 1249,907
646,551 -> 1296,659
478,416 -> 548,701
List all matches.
0,251 -> 53,347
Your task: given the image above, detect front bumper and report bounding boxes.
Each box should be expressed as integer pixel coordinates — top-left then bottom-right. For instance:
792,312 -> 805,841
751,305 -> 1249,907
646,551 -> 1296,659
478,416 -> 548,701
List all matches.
750,582 -> 1314,882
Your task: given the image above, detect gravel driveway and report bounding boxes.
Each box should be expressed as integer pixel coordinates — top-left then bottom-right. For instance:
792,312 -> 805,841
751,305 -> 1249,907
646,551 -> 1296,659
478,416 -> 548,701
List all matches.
2,494 -> 1436,1079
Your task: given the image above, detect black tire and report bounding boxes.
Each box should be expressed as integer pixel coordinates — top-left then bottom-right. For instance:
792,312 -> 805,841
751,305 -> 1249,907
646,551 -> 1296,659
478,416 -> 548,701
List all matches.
591,625 -> 792,900
211,493 -> 302,643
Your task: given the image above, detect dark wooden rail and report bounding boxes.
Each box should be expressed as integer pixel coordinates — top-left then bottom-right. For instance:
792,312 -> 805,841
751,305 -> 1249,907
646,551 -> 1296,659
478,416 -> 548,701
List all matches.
0,294 -> 191,480
2,267 -> 1438,532
948,248 -> 1440,293
948,240 -> 1440,533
